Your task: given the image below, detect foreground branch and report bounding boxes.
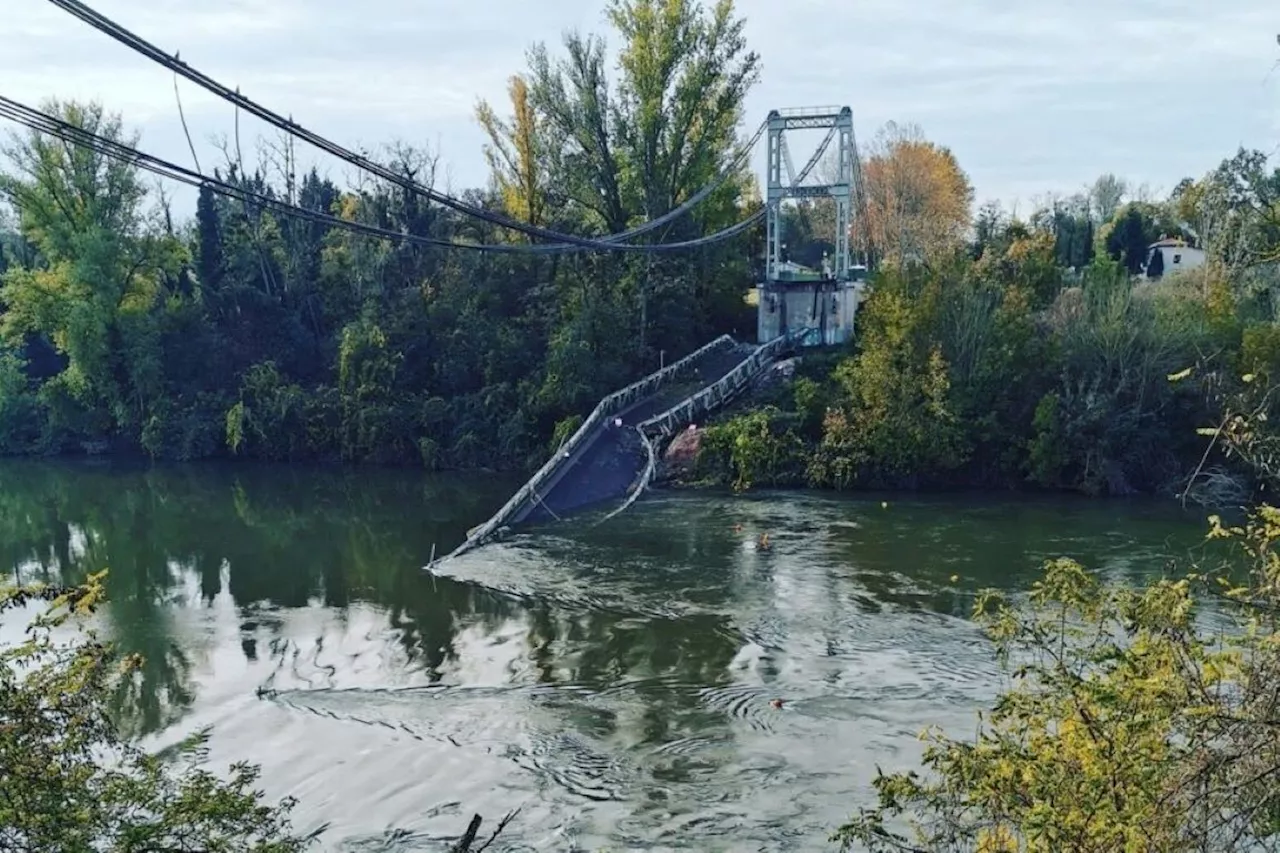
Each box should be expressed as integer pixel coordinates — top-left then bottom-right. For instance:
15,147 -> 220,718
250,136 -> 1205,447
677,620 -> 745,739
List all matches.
448,808 -> 520,853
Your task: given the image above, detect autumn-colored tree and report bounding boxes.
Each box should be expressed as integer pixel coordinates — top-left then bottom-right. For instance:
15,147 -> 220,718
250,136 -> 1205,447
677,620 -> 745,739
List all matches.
857,122 -> 974,268
835,505 -> 1280,853
475,75 -> 547,229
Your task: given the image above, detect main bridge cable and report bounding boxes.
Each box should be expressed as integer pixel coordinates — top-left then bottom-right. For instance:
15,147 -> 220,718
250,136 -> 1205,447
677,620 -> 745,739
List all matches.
0,94 -> 771,255
0,95 -> 461,251
46,0 -> 765,254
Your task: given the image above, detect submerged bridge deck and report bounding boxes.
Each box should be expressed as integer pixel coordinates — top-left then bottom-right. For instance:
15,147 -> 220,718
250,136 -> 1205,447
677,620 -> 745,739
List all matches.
523,342 -> 755,523
442,331 -> 805,562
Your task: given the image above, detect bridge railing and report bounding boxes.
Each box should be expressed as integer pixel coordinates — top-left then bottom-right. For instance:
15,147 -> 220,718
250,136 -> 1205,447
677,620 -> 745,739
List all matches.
638,329 -> 805,439
444,334 -> 737,557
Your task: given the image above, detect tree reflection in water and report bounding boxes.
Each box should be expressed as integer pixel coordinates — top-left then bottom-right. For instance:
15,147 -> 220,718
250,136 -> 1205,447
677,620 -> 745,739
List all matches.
0,459 -> 517,736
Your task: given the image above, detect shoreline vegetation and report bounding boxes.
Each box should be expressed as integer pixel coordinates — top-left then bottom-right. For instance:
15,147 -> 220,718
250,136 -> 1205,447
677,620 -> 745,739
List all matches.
0,9 -> 1275,508
4,0 -> 1280,850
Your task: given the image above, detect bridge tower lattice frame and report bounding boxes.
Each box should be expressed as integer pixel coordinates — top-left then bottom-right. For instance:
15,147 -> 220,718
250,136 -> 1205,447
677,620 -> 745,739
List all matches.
764,106 -> 859,282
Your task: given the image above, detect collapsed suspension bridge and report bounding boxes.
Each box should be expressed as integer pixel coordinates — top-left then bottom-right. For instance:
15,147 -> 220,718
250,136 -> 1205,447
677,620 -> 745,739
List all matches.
9,0 -> 875,556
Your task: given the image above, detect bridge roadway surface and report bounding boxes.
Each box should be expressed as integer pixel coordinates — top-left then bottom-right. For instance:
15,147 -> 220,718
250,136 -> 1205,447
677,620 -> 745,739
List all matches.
523,342 -> 759,523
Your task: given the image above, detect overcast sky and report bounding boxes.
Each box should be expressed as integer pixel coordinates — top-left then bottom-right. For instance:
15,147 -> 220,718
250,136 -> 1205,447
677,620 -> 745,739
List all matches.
4,0 -> 1279,219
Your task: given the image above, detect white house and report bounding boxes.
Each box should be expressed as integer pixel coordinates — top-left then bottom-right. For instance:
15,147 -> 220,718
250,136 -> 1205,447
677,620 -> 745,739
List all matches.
1147,238 -> 1206,278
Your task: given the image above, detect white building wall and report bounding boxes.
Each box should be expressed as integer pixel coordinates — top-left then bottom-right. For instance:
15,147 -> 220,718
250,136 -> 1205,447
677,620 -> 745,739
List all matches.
1150,245 -> 1206,277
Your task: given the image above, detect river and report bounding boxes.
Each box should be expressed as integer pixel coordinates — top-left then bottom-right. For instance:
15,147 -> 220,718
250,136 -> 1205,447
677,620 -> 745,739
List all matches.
0,459 -> 1214,851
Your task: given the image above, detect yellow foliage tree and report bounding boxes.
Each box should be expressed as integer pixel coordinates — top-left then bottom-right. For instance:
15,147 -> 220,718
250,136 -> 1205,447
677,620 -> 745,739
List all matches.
475,75 -> 547,229
836,507 -> 1280,852
858,122 -> 974,268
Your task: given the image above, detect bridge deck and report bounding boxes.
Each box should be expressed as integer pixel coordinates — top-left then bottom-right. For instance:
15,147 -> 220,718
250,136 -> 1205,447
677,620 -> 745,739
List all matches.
440,332 -> 805,563
523,343 -> 757,522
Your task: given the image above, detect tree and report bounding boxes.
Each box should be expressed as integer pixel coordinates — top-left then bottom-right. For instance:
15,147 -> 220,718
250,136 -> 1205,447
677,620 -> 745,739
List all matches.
488,0 -> 761,366
1103,203 -> 1161,275
859,122 -> 974,268
835,505 -> 1280,853
0,572 -> 313,851
1147,244 -> 1165,278
0,99 -> 183,441
971,200 -> 1006,260
520,0 -> 760,233
1174,149 -> 1280,271
195,183 -> 223,290
476,75 -> 549,228
1089,172 -> 1127,223
808,266 -> 967,488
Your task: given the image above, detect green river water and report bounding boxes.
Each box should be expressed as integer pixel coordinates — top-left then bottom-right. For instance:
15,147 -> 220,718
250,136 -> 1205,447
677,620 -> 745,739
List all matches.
0,459 -> 1216,851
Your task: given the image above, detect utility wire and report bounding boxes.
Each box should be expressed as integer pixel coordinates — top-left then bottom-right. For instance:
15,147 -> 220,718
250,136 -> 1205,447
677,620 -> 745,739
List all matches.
0,96 -> 473,251
46,0 -> 767,253
0,94 -> 771,255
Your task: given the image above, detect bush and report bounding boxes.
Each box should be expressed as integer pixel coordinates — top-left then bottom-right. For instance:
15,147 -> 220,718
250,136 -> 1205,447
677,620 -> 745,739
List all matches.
835,507 -> 1280,852
699,407 -> 806,490
0,573 -> 313,852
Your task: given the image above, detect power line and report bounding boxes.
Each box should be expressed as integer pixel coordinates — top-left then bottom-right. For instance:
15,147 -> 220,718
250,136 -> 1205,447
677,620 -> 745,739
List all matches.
0,94 -> 769,255
0,96 -> 473,252
45,0 -> 766,253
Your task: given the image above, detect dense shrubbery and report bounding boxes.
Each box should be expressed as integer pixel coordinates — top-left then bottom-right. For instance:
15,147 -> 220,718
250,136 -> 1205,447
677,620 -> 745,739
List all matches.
698,167 -> 1280,498
0,0 -> 760,471
0,573 -> 312,851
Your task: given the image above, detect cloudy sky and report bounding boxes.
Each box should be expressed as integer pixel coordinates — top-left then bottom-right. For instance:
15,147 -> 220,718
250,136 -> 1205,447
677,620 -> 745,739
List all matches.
4,0 -> 1278,219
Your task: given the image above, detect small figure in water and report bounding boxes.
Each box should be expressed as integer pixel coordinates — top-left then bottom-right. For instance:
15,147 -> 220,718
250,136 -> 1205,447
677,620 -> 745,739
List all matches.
614,417 -> 623,428
757,533 -> 771,551
770,698 -> 784,710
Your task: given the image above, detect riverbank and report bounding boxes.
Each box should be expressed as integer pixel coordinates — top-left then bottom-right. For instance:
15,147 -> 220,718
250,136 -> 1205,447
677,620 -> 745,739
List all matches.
664,258 -> 1270,507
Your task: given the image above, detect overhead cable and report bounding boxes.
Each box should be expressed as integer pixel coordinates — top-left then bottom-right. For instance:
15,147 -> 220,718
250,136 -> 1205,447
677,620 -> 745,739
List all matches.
46,0 -> 767,252
0,94 -> 768,255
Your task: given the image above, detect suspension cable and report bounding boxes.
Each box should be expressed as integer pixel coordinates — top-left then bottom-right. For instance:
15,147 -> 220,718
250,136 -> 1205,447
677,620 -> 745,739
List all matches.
0,94 -> 770,255
45,0 -> 767,253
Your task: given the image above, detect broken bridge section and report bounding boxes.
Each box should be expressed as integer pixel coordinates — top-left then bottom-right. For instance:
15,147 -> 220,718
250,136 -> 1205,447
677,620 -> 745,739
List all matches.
443,332 -> 802,561
523,340 -> 757,523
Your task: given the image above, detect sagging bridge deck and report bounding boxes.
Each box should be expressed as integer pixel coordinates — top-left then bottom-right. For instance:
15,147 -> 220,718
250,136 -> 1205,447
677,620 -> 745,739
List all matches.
440,330 -> 807,563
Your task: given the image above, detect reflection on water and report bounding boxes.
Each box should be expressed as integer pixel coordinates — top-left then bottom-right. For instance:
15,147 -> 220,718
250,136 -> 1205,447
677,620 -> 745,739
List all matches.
0,460 -> 1213,850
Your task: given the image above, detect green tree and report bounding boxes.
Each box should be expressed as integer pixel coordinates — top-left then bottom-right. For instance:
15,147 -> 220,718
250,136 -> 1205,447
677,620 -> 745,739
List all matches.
195,183 -> 223,291
0,573 -> 311,851
0,99 -> 185,445
809,267 -> 966,488
521,0 -> 760,232
1147,244 -> 1165,278
1175,149 -> 1280,272
1103,204 -> 1154,275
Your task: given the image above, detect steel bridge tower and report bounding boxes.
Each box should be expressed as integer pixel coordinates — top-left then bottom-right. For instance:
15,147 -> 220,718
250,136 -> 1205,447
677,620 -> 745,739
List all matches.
758,105 -> 867,347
